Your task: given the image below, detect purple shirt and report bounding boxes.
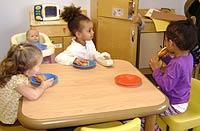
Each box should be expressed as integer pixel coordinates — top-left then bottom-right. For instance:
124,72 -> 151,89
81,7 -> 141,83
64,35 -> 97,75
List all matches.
153,53 -> 193,104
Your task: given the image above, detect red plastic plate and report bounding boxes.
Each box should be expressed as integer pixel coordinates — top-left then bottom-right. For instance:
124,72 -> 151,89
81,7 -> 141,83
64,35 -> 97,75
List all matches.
115,74 -> 142,87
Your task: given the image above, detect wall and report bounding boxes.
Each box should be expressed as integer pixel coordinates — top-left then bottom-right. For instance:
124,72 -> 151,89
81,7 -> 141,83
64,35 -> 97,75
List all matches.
0,0 -> 187,61
139,0 -> 187,15
0,0 -> 90,61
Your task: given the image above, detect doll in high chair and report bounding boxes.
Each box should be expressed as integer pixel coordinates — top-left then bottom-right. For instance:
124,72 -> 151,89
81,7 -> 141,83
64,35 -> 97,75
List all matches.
26,29 -> 55,63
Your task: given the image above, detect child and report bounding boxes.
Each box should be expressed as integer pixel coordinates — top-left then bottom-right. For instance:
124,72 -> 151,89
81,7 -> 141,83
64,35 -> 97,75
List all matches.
26,29 -> 47,50
55,5 -> 112,66
0,43 -> 54,124
149,18 -> 198,130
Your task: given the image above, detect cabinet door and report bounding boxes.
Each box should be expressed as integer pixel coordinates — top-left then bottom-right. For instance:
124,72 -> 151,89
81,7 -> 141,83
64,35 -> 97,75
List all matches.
50,37 -> 63,56
98,0 -> 139,20
96,17 -> 138,65
63,36 -> 72,50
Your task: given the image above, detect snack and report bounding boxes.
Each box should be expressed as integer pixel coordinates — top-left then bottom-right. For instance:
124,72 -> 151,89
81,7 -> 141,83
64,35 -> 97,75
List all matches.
80,60 -> 89,66
35,75 -> 45,83
158,47 -> 168,58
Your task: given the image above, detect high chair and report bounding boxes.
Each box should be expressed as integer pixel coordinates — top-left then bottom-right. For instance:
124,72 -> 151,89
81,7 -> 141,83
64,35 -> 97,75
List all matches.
157,78 -> 200,131
10,32 -> 55,63
74,118 -> 141,131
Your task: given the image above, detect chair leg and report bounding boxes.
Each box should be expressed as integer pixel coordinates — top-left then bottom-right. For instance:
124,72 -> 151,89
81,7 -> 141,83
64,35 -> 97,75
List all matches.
156,116 -> 167,131
169,126 -> 188,131
193,126 -> 200,131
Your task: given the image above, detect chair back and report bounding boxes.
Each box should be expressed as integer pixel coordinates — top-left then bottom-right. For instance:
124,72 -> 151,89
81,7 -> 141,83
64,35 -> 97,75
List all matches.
81,118 -> 141,131
189,78 -> 200,110
10,32 -> 51,45
10,32 -> 55,57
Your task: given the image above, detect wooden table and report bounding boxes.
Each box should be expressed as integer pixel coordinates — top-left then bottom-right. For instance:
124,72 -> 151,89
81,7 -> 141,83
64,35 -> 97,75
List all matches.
18,60 -> 169,130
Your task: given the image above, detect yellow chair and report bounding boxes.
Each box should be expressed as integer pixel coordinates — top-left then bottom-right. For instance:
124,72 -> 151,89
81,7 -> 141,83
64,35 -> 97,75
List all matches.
0,125 -> 33,131
10,32 -> 55,58
193,126 -> 200,131
157,78 -> 200,131
194,63 -> 200,79
74,118 -> 141,131
156,116 -> 168,131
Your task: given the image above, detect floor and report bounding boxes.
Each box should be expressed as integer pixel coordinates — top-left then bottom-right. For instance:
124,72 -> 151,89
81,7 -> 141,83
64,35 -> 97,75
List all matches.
47,127 -> 76,131
144,74 -> 157,86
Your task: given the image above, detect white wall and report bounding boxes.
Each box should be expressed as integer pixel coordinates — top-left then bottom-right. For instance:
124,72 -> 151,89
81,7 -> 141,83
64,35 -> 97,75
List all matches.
139,0 -> 187,15
0,0 -> 90,61
0,0 -> 187,61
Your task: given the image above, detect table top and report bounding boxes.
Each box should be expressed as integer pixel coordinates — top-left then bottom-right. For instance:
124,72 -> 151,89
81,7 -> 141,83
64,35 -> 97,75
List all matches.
18,60 -> 168,129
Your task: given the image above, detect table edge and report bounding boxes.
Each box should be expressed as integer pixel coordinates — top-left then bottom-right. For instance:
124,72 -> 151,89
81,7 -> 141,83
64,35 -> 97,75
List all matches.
18,97 -> 169,129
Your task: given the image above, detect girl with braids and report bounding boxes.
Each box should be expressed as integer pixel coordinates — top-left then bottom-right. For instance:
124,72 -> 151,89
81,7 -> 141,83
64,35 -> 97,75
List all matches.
0,43 -> 54,124
149,18 -> 198,117
55,5 -> 111,66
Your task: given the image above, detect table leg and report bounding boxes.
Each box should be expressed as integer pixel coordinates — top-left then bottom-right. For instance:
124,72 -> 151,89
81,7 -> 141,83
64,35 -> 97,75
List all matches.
144,115 -> 156,131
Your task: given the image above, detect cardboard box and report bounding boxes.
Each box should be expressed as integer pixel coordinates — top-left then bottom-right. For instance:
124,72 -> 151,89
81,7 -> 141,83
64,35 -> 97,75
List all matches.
145,9 -> 186,21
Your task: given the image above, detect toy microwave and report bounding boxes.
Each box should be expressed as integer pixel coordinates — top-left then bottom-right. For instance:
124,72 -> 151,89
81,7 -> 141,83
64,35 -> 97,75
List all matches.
34,4 -> 60,21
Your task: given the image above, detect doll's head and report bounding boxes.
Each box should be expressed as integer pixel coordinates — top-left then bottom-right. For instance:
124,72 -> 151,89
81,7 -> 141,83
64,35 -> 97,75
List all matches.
26,29 -> 40,44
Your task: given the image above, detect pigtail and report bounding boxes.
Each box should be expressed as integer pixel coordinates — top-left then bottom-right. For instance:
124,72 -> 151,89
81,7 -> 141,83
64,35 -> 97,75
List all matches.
0,46 -> 19,86
61,4 -> 90,36
61,4 -> 82,23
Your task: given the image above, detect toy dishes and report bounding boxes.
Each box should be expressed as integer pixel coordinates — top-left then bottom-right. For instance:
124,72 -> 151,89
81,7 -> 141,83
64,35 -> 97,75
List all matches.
30,73 -> 58,86
73,60 -> 96,69
115,74 -> 142,87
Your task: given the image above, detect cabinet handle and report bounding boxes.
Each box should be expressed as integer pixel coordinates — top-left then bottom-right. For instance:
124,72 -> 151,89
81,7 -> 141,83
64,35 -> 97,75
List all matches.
131,30 -> 135,43
63,27 -> 66,33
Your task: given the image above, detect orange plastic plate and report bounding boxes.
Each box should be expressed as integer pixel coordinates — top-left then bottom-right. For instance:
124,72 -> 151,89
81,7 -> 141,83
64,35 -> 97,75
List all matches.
115,74 -> 142,87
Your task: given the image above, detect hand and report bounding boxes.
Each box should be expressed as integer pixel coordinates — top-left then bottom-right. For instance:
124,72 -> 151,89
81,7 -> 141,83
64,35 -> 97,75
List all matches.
101,52 -> 111,60
132,14 -> 142,25
149,56 -> 160,71
40,78 -> 54,89
132,13 -> 144,27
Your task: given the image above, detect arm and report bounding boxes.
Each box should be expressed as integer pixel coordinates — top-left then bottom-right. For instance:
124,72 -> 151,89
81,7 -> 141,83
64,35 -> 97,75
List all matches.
152,62 -> 181,94
132,13 -> 145,30
86,40 -> 101,59
161,55 -> 172,65
55,49 -> 76,65
15,79 -> 54,101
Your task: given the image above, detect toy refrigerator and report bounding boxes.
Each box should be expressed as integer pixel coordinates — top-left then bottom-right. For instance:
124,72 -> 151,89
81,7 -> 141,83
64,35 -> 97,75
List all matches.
91,0 -> 139,65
